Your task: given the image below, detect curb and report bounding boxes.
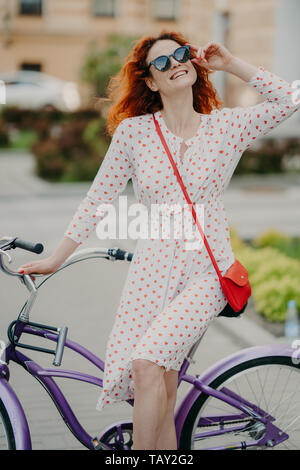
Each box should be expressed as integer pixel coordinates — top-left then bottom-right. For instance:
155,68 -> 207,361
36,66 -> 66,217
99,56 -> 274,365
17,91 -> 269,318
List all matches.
215,312 -> 287,349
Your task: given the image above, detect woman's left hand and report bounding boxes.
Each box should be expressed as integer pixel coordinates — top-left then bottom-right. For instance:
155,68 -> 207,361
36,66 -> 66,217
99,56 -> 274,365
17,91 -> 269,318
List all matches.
185,41 -> 235,72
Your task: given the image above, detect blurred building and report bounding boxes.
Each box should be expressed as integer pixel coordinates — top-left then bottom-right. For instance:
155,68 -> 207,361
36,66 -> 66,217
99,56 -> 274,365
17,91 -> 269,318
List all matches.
0,0 -> 299,135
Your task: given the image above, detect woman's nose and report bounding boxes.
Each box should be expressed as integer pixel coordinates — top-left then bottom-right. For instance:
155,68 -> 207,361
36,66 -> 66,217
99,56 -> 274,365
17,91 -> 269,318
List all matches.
169,55 -> 180,67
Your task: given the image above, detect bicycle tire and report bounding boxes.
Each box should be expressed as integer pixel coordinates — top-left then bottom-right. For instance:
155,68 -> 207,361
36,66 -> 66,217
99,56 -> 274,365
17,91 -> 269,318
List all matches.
0,398 -> 16,450
179,355 -> 300,450
99,421 -> 133,450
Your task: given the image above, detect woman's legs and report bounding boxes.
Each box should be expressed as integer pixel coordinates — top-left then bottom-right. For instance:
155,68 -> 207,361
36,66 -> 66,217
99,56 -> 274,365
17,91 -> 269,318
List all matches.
155,369 -> 178,450
132,359 -> 168,450
130,274 -> 228,449
132,361 -> 179,450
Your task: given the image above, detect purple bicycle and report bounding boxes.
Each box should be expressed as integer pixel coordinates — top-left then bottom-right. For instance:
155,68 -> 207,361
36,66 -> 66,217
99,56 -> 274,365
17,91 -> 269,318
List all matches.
1,235 -> 300,450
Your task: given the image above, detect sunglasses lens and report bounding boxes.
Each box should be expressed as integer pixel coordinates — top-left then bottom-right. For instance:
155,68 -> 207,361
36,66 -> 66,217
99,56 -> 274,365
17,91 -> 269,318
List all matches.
154,56 -> 170,71
174,46 -> 190,63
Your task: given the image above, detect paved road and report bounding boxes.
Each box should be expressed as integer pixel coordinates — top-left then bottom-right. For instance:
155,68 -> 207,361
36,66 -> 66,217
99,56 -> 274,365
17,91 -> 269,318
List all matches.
0,151 -> 293,450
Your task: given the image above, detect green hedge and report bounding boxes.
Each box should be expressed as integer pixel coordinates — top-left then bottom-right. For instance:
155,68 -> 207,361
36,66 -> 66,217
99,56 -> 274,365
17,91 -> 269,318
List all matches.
1,107 -> 300,179
31,117 -> 110,182
235,137 -> 300,174
252,228 -> 300,261
0,106 -> 111,181
231,229 -> 300,323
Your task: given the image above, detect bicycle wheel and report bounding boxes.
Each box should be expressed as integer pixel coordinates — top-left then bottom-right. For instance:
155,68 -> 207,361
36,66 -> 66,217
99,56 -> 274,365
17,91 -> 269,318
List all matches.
0,399 -> 16,450
179,356 -> 300,450
98,421 -> 133,450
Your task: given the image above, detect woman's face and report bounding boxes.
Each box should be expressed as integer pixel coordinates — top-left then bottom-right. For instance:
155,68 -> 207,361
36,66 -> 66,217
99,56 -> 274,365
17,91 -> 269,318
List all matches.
144,39 -> 198,97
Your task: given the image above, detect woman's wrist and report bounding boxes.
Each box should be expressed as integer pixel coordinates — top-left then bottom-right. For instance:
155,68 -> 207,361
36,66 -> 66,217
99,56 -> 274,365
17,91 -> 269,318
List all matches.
48,255 -> 64,270
223,56 -> 259,83
49,236 -> 80,268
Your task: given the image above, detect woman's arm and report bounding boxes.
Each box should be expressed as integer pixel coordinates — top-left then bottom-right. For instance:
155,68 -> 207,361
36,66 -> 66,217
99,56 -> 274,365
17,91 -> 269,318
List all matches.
63,118 -> 134,246
17,236 -> 80,275
49,236 -> 80,267
223,64 -> 300,151
223,56 -> 259,83
18,118 -> 135,275
218,62 -> 300,191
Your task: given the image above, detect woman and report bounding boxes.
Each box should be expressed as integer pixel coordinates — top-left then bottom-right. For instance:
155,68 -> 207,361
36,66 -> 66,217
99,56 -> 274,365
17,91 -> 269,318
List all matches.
17,30 -> 300,450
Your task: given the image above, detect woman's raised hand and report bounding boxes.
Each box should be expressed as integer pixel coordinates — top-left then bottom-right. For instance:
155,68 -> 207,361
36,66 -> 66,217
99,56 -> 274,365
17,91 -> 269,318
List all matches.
185,41 -> 234,72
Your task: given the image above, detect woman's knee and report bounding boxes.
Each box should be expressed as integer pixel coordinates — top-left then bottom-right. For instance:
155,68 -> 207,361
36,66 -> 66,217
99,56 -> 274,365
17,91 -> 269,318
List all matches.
132,359 -> 165,389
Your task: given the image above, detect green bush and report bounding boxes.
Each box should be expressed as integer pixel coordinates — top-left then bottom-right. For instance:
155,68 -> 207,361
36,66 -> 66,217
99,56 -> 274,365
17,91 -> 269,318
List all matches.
0,118 -> 10,147
253,229 -> 290,248
31,116 -> 110,182
80,33 -> 138,97
235,137 -> 300,175
0,106 -> 103,149
232,233 -> 300,323
253,277 -> 300,322
252,228 -> 300,261
10,129 -> 38,149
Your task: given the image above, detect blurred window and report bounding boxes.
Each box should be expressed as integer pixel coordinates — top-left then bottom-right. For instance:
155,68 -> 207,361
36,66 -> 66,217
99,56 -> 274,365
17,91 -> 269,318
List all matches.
152,0 -> 179,20
21,63 -> 42,72
19,0 -> 43,15
92,0 -> 116,17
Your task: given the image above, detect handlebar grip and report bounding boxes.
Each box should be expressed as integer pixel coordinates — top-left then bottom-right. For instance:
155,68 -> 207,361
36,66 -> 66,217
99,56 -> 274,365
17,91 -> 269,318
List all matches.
110,248 -> 133,261
13,238 -> 44,254
53,326 -> 68,367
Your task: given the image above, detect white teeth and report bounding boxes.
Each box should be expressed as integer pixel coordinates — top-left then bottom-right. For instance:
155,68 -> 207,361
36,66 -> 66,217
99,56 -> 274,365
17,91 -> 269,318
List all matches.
171,71 -> 187,80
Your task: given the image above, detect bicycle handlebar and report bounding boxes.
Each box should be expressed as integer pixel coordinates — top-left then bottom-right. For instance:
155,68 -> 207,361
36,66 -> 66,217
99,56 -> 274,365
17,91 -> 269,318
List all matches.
0,236 -> 133,278
12,237 -> 44,254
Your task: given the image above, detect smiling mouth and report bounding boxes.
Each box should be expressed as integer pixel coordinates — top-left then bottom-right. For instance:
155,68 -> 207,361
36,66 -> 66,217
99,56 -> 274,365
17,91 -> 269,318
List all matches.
170,70 -> 188,80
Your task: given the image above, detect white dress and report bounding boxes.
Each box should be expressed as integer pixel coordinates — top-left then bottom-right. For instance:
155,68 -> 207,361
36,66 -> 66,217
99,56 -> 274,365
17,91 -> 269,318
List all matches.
63,66 -> 300,411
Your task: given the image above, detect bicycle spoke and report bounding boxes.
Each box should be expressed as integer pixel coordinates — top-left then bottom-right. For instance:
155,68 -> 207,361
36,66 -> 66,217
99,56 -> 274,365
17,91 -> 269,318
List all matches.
260,365 -> 271,414
187,362 -> 300,451
275,389 -> 300,424
244,370 -> 260,408
281,441 -> 291,450
268,366 -> 282,413
281,413 -> 300,434
270,368 -> 292,417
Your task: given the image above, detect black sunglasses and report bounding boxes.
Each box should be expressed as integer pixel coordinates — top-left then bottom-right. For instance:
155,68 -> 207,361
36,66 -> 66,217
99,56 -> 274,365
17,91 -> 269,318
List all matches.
147,45 -> 191,72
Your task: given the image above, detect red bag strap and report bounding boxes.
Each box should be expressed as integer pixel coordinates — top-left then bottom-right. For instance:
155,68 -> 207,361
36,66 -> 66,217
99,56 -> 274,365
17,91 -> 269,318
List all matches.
152,113 -> 223,282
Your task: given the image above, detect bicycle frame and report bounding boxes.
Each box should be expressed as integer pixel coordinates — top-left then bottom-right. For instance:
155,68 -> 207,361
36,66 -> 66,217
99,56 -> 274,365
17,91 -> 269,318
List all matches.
0,241 -> 296,450
175,343 -> 295,450
1,317 -> 294,450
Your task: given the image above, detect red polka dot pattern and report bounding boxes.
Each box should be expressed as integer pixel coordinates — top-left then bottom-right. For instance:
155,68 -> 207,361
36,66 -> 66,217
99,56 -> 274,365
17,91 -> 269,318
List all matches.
61,67 -> 300,412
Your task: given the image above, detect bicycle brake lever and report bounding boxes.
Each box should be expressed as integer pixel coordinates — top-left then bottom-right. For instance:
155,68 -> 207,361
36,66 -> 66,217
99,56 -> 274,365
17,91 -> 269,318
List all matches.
0,249 -> 12,263
53,326 -> 68,367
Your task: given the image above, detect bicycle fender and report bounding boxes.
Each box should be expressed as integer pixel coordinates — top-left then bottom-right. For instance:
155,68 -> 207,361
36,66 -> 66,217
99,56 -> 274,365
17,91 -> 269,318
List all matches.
175,343 -> 296,442
0,378 -> 32,449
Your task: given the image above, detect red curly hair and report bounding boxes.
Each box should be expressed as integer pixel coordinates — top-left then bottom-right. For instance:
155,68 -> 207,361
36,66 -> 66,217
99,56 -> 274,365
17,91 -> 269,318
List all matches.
105,30 -> 224,137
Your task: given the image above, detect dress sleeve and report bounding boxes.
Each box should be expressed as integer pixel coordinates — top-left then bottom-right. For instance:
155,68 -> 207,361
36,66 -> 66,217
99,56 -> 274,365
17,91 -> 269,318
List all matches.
220,65 -> 300,189
64,119 -> 134,245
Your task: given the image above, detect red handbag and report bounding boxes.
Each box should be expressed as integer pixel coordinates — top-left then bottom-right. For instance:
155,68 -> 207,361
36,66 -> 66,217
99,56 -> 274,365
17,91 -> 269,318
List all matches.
153,113 -> 251,315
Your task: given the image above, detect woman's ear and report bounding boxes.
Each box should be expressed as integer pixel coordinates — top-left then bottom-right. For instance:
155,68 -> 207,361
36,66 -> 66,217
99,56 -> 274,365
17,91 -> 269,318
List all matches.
145,76 -> 159,93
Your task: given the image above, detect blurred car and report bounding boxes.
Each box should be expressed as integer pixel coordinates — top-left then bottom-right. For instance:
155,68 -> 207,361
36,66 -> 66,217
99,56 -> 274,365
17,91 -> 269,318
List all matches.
0,70 -> 81,111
